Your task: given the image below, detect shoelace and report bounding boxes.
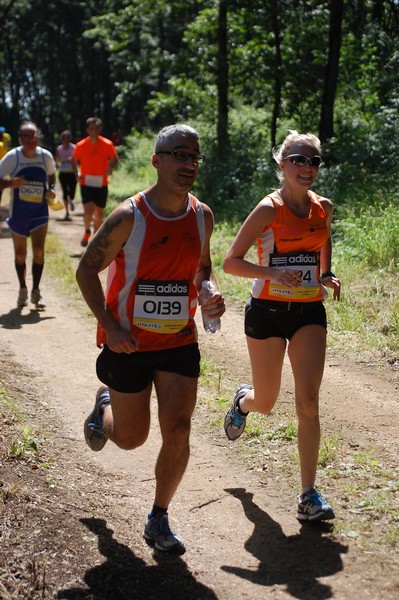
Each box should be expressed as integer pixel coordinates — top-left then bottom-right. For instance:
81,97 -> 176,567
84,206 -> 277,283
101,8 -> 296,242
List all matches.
90,423 -> 105,435
231,412 -> 245,427
303,491 -> 326,506
149,516 -> 172,536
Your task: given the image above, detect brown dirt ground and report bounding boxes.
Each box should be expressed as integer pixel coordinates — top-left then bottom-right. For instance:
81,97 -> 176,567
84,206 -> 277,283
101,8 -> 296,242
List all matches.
0,195 -> 398,599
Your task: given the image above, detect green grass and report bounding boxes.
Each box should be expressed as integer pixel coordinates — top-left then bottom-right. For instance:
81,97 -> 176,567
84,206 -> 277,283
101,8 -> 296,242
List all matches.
9,425 -> 39,459
0,384 -> 23,421
318,436 -> 342,468
0,383 -> 50,471
45,232 -> 80,297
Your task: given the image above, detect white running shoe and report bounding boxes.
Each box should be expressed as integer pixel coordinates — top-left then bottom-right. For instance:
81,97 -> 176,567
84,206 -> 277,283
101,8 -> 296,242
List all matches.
31,289 -> 46,310
297,489 -> 335,521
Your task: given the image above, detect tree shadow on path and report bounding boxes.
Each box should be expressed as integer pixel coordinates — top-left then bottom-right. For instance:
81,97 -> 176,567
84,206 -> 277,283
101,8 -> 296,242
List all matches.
57,518 -> 217,600
222,488 -> 348,599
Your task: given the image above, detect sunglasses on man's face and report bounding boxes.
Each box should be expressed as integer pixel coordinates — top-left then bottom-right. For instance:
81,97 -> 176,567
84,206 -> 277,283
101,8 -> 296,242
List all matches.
285,154 -> 322,167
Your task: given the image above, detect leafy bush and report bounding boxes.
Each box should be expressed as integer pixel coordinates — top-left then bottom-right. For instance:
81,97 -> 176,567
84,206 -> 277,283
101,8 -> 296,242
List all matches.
197,106 -> 276,220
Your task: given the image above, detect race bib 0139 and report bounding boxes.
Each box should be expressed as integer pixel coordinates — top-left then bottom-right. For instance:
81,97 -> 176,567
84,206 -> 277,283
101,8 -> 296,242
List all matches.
133,279 -> 190,333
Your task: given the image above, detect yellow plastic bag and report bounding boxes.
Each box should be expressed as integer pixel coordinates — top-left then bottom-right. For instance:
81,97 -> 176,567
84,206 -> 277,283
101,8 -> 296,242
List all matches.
46,192 -> 64,211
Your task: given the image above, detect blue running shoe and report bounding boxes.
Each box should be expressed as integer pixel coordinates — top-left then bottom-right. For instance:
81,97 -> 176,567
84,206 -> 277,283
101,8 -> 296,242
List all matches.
224,384 -> 252,440
84,386 -> 110,451
143,513 -> 185,554
297,489 -> 335,521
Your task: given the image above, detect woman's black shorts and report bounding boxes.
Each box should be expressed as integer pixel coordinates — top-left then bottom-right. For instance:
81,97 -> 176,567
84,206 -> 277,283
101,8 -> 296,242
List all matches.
244,297 -> 327,341
96,343 -> 201,393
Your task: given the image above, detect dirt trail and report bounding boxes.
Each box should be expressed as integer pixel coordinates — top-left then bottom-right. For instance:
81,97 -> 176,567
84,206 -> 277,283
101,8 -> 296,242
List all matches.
0,199 -> 398,599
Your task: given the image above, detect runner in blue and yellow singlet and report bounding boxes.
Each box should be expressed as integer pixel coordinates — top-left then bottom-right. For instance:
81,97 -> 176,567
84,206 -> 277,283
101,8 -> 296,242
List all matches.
0,121 -> 56,309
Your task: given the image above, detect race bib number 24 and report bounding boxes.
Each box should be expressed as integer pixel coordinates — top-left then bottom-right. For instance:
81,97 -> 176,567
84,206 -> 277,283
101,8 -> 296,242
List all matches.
269,252 -> 320,300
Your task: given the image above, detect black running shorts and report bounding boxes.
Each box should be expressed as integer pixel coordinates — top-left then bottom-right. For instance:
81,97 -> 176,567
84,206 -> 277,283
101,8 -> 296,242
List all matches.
96,343 -> 201,393
80,185 -> 108,208
244,297 -> 327,341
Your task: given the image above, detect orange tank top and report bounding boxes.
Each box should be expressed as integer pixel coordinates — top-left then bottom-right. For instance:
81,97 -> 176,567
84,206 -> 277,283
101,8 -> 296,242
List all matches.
252,190 -> 328,302
97,192 -> 206,351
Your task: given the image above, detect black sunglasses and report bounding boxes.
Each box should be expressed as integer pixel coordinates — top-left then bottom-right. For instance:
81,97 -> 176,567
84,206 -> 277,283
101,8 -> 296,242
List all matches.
156,150 -> 205,164
285,154 -> 322,167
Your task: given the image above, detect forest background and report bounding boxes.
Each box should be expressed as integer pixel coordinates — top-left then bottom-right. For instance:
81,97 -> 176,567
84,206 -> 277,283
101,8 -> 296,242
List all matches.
1,0 -> 399,363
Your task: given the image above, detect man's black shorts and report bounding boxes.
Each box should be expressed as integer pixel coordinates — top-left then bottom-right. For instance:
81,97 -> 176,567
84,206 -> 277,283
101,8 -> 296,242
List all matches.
245,297 -> 327,341
96,343 -> 201,393
80,185 -> 108,208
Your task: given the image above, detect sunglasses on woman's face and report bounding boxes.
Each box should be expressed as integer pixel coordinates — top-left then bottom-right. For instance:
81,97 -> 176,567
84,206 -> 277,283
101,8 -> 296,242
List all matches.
285,154 -> 322,167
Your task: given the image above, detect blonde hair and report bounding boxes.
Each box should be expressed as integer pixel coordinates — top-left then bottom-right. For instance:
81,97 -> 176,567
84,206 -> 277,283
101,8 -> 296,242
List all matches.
272,130 -> 322,183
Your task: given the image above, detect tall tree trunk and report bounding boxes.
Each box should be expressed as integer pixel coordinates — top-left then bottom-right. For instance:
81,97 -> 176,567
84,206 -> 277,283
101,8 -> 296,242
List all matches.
270,0 -> 282,150
217,0 -> 229,154
319,0 -> 344,143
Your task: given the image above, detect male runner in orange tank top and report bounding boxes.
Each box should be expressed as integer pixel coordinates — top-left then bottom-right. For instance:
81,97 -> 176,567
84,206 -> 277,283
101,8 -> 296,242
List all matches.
76,124 -> 225,553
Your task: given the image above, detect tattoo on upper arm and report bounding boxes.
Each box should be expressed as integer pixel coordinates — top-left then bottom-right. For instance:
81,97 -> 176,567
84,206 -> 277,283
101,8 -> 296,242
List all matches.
82,246 -> 105,270
81,216 -> 124,270
94,217 -> 123,249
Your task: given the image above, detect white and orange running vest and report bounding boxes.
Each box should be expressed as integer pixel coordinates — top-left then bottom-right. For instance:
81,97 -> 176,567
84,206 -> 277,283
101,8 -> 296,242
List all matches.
252,190 -> 329,302
97,192 -> 206,351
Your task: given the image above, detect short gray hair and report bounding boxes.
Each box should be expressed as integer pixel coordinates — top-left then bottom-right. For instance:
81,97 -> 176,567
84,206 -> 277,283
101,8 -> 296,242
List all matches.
155,124 -> 200,152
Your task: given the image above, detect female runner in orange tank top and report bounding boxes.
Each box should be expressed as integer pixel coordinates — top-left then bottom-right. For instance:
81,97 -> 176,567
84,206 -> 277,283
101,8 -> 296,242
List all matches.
223,130 -> 341,522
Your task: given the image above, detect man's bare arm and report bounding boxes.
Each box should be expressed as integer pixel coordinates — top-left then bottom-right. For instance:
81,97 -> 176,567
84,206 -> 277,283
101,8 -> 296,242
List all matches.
76,201 -> 138,351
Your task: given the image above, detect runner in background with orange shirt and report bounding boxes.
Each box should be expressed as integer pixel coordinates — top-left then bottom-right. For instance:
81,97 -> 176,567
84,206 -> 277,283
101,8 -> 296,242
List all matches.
72,117 -> 118,247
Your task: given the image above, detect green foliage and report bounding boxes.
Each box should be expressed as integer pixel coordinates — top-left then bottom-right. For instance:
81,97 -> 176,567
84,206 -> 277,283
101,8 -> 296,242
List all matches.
9,426 -> 39,459
197,105 -> 276,220
0,384 -> 23,420
45,232 -> 80,298
107,129 -> 155,212
266,422 -> 297,442
335,201 -> 399,269
318,437 -> 341,468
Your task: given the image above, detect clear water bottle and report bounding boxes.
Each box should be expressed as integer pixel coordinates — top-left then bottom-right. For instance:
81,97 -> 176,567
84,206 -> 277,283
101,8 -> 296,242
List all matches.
199,280 -> 221,333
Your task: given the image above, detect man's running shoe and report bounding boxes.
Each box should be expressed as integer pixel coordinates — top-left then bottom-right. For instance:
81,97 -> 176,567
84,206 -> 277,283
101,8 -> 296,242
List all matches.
143,512 -> 185,554
80,230 -> 91,247
84,386 -> 111,451
224,384 -> 252,441
17,287 -> 28,308
69,199 -> 75,211
31,289 -> 46,310
297,489 -> 335,521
